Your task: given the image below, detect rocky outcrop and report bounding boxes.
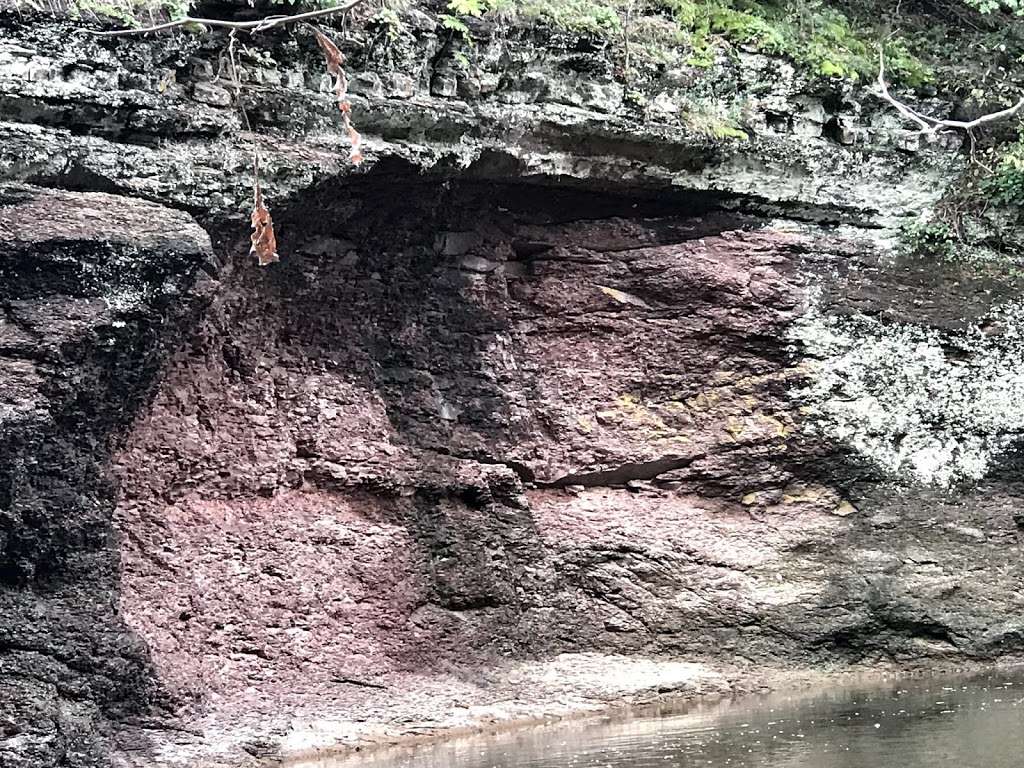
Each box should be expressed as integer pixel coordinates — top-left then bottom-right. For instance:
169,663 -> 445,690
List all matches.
2,5 -> 1024,767
0,185 -> 213,766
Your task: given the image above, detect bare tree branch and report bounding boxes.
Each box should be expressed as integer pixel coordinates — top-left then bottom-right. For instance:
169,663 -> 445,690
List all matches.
91,0 -> 366,37
876,49 -> 1024,135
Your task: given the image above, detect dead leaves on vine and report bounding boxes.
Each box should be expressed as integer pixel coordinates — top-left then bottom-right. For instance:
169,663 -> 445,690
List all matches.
251,195 -> 279,267
246,26 -> 363,267
313,27 -> 363,165
250,157 -> 279,267
313,26 -> 344,78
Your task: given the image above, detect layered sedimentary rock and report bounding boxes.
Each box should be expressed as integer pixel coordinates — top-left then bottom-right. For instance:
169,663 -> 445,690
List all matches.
2,6 -> 1024,767
0,185 -> 214,765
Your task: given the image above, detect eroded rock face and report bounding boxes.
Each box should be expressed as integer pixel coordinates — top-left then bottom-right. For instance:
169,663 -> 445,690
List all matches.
108,175 -> 1024,763
2,7 -> 1024,768
112,180 -> 802,702
0,185 -> 213,767
794,282 -> 1024,486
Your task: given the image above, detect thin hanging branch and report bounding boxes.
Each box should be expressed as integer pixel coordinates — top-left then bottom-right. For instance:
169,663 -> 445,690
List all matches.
90,0 -> 367,37
876,49 -> 1024,135
88,3 -> 369,264
227,30 -> 279,266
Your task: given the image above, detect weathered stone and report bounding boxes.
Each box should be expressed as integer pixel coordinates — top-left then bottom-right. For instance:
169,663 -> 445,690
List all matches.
435,230 -> 482,255
349,71 -> 384,98
0,183 -> 212,768
0,9 -> 1016,768
478,71 -> 501,95
191,80 -> 231,107
518,70 -> 549,100
405,8 -> 437,32
648,90 -> 682,119
457,75 -> 482,100
834,500 -> 858,517
458,254 -> 499,272
834,118 -> 860,144
545,78 -> 624,113
898,131 -> 923,152
386,72 -> 417,98
430,72 -> 458,98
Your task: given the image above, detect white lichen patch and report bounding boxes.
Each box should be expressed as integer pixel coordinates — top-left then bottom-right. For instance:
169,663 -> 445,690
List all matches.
790,297 -> 1024,486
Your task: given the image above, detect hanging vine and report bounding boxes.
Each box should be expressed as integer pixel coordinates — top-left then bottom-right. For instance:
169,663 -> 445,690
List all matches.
92,1 -> 368,266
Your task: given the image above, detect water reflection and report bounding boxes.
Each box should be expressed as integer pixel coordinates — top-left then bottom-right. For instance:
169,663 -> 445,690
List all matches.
311,670 -> 1024,768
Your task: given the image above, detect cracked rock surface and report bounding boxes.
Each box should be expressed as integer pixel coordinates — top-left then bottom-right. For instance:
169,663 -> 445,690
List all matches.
2,6 -> 1024,768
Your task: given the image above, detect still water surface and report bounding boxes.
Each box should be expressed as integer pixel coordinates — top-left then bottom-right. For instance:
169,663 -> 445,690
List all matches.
320,671 -> 1024,768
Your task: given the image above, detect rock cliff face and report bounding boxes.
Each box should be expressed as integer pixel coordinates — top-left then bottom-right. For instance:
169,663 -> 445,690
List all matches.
3,5 -> 1024,767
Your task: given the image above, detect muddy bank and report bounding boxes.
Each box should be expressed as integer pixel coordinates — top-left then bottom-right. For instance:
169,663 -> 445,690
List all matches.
271,656 -> 1023,768
283,660 -> 1024,768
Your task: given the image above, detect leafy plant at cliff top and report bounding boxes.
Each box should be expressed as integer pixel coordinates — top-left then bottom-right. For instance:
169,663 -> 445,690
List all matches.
439,0 -> 489,40
370,6 -> 405,40
982,139 -> 1024,205
482,0 -> 929,85
660,0 -> 931,85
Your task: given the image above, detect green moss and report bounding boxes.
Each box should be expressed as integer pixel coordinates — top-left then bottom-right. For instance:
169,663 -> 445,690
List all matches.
660,0 -> 931,85
490,0 -> 623,35
682,103 -> 750,140
488,0 -> 930,86
713,123 -> 749,139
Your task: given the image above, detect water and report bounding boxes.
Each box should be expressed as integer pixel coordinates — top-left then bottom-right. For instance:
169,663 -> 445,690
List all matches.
312,670 -> 1024,768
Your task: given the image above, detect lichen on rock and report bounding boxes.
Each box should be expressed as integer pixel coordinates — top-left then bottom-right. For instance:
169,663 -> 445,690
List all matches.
791,294 -> 1024,486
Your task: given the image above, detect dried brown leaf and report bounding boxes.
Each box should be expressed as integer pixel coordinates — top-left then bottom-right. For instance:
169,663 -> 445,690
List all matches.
312,26 -> 363,166
250,197 -> 279,267
345,121 -> 363,165
312,28 -> 344,77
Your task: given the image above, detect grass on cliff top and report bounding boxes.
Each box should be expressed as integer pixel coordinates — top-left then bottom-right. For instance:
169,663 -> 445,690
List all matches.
23,0 -> 1024,92
12,0 -> 188,25
475,0 -> 932,86
58,0 -> 929,88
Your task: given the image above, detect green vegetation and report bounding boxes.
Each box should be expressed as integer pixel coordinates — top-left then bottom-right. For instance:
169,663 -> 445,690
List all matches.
962,0 -> 1024,14
900,219 -> 965,262
479,0 -> 931,86
983,141 -> 1024,206
30,0 -> 1022,93
19,0 -> 190,25
681,101 -> 750,140
662,0 -> 929,85
491,0 -> 622,35
370,5 -> 406,40
438,0 -> 489,45
898,212 -> 1024,277
39,0 -> 1023,92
